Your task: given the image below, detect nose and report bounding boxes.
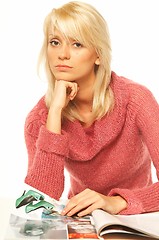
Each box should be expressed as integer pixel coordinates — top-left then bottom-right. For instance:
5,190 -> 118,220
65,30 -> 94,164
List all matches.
58,43 -> 70,60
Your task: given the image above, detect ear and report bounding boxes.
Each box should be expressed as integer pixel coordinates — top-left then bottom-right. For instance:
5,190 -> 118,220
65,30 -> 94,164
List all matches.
95,57 -> 100,65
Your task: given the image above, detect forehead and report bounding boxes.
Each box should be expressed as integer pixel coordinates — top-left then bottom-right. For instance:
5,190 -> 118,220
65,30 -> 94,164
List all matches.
47,15 -> 92,48
48,24 -> 82,42
49,29 -> 69,39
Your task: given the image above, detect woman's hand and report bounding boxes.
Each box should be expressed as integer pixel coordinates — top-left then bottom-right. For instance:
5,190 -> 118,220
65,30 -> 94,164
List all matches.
50,80 -> 79,110
46,80 -> 78,133
61,188 -> 127,217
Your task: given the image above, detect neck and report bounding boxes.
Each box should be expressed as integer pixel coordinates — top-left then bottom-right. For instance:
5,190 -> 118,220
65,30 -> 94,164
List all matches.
74,92 -> 93,113
73,93 -> 94,126
74,83 -> 94,111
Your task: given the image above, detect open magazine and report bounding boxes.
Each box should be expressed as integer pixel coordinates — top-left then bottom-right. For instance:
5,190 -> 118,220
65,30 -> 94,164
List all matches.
4,188 -> 159,239
92,209 -> 159,239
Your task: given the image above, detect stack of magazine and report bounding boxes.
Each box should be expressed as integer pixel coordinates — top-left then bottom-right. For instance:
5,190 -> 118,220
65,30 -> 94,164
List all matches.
4,189 -> 159,239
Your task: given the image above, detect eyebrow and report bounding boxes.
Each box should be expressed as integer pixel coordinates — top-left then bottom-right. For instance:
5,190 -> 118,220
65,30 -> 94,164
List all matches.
48,34 -> 61,42
48,34 -> 57,38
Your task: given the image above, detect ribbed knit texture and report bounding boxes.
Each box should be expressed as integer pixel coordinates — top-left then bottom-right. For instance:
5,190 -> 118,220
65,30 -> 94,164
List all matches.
24,71 -> 159,215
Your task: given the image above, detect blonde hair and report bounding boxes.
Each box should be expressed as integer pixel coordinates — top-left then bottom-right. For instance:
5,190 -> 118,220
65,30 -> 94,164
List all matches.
38,1 -> 114,122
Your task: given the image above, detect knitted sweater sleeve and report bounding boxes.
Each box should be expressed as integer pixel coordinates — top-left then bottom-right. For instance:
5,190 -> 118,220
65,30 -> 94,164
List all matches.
24,97 -> 69,200
108,84 -> 159,214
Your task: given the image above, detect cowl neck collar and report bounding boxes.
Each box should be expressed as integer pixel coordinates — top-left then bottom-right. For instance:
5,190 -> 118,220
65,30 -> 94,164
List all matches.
62,72 -> 128,161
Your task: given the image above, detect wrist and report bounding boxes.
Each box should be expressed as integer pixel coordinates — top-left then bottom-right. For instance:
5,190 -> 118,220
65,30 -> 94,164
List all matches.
46,106 -> 62,134
49,105 -> 63,113
115,195 -> 127,214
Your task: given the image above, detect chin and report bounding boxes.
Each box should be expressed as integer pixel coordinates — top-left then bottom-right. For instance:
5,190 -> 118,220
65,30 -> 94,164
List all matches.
53,72 -> 75,82
56,78 -> 75,82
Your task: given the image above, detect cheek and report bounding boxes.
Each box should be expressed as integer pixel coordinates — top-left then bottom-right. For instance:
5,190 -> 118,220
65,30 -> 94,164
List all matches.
47,48 -> 56,64
47,53 -> 53,64
75,52 -> 97,66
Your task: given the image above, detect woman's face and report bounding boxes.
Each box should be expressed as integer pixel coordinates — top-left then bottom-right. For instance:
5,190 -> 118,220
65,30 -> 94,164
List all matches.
47,30 -> 100,85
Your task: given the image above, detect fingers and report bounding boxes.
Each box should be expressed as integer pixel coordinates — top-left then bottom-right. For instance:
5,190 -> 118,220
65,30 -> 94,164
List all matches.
56,80 -> 78,100
52,80 -> 79,109
61,189 -> 103,217
67,82 -> 79,100
77,201 -> 101,217
61,189 -> 90,216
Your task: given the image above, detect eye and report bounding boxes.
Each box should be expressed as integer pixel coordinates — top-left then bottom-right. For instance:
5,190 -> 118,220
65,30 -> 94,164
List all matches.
73,42 -> 83,48
49,39 -> 60,46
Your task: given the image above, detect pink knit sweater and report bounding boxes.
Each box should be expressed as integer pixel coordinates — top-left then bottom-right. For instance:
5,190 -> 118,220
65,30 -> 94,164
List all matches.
24,72 -> 159,215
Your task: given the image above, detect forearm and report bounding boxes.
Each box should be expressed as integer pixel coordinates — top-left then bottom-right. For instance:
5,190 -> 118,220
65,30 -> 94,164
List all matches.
108,183 -> 159,214
46,106 -> 62,134
25,125 -> 69,199
25,149 -> 65,199
24,96 -> 67,199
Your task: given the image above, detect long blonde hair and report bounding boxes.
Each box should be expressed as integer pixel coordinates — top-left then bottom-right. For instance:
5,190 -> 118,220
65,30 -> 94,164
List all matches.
38,1 -> 114,122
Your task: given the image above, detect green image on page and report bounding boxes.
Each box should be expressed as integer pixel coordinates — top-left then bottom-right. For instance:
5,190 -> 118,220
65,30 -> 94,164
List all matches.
25,200 -> 55,213
15,190 -> 45,208
15,189 -> 55,214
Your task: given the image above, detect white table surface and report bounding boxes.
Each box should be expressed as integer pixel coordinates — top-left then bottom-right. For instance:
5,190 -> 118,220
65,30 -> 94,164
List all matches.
0,197 -> 15,240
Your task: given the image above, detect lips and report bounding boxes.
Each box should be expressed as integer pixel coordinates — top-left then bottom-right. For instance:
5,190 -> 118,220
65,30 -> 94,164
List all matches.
56,65 -> 72,68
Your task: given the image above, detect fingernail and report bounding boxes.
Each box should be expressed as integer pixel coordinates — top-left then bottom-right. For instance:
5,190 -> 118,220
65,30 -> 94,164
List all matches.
61,210 -> 66,215
67,211 -> 72,216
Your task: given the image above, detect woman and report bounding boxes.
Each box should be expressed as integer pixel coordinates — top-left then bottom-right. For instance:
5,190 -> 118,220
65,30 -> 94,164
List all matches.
24,1 -> 159,217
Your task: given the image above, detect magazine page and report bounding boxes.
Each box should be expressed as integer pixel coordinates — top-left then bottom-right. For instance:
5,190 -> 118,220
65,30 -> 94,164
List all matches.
4,186 -> 68,240
42,209 -> 98,239
4,189 -> 98,240
5,213 -> 68,240
92,209 -> 159,239
4,210 -> 98,240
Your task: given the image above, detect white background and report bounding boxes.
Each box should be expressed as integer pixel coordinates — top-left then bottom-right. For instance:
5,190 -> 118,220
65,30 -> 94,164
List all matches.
0,0 -> 159,198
